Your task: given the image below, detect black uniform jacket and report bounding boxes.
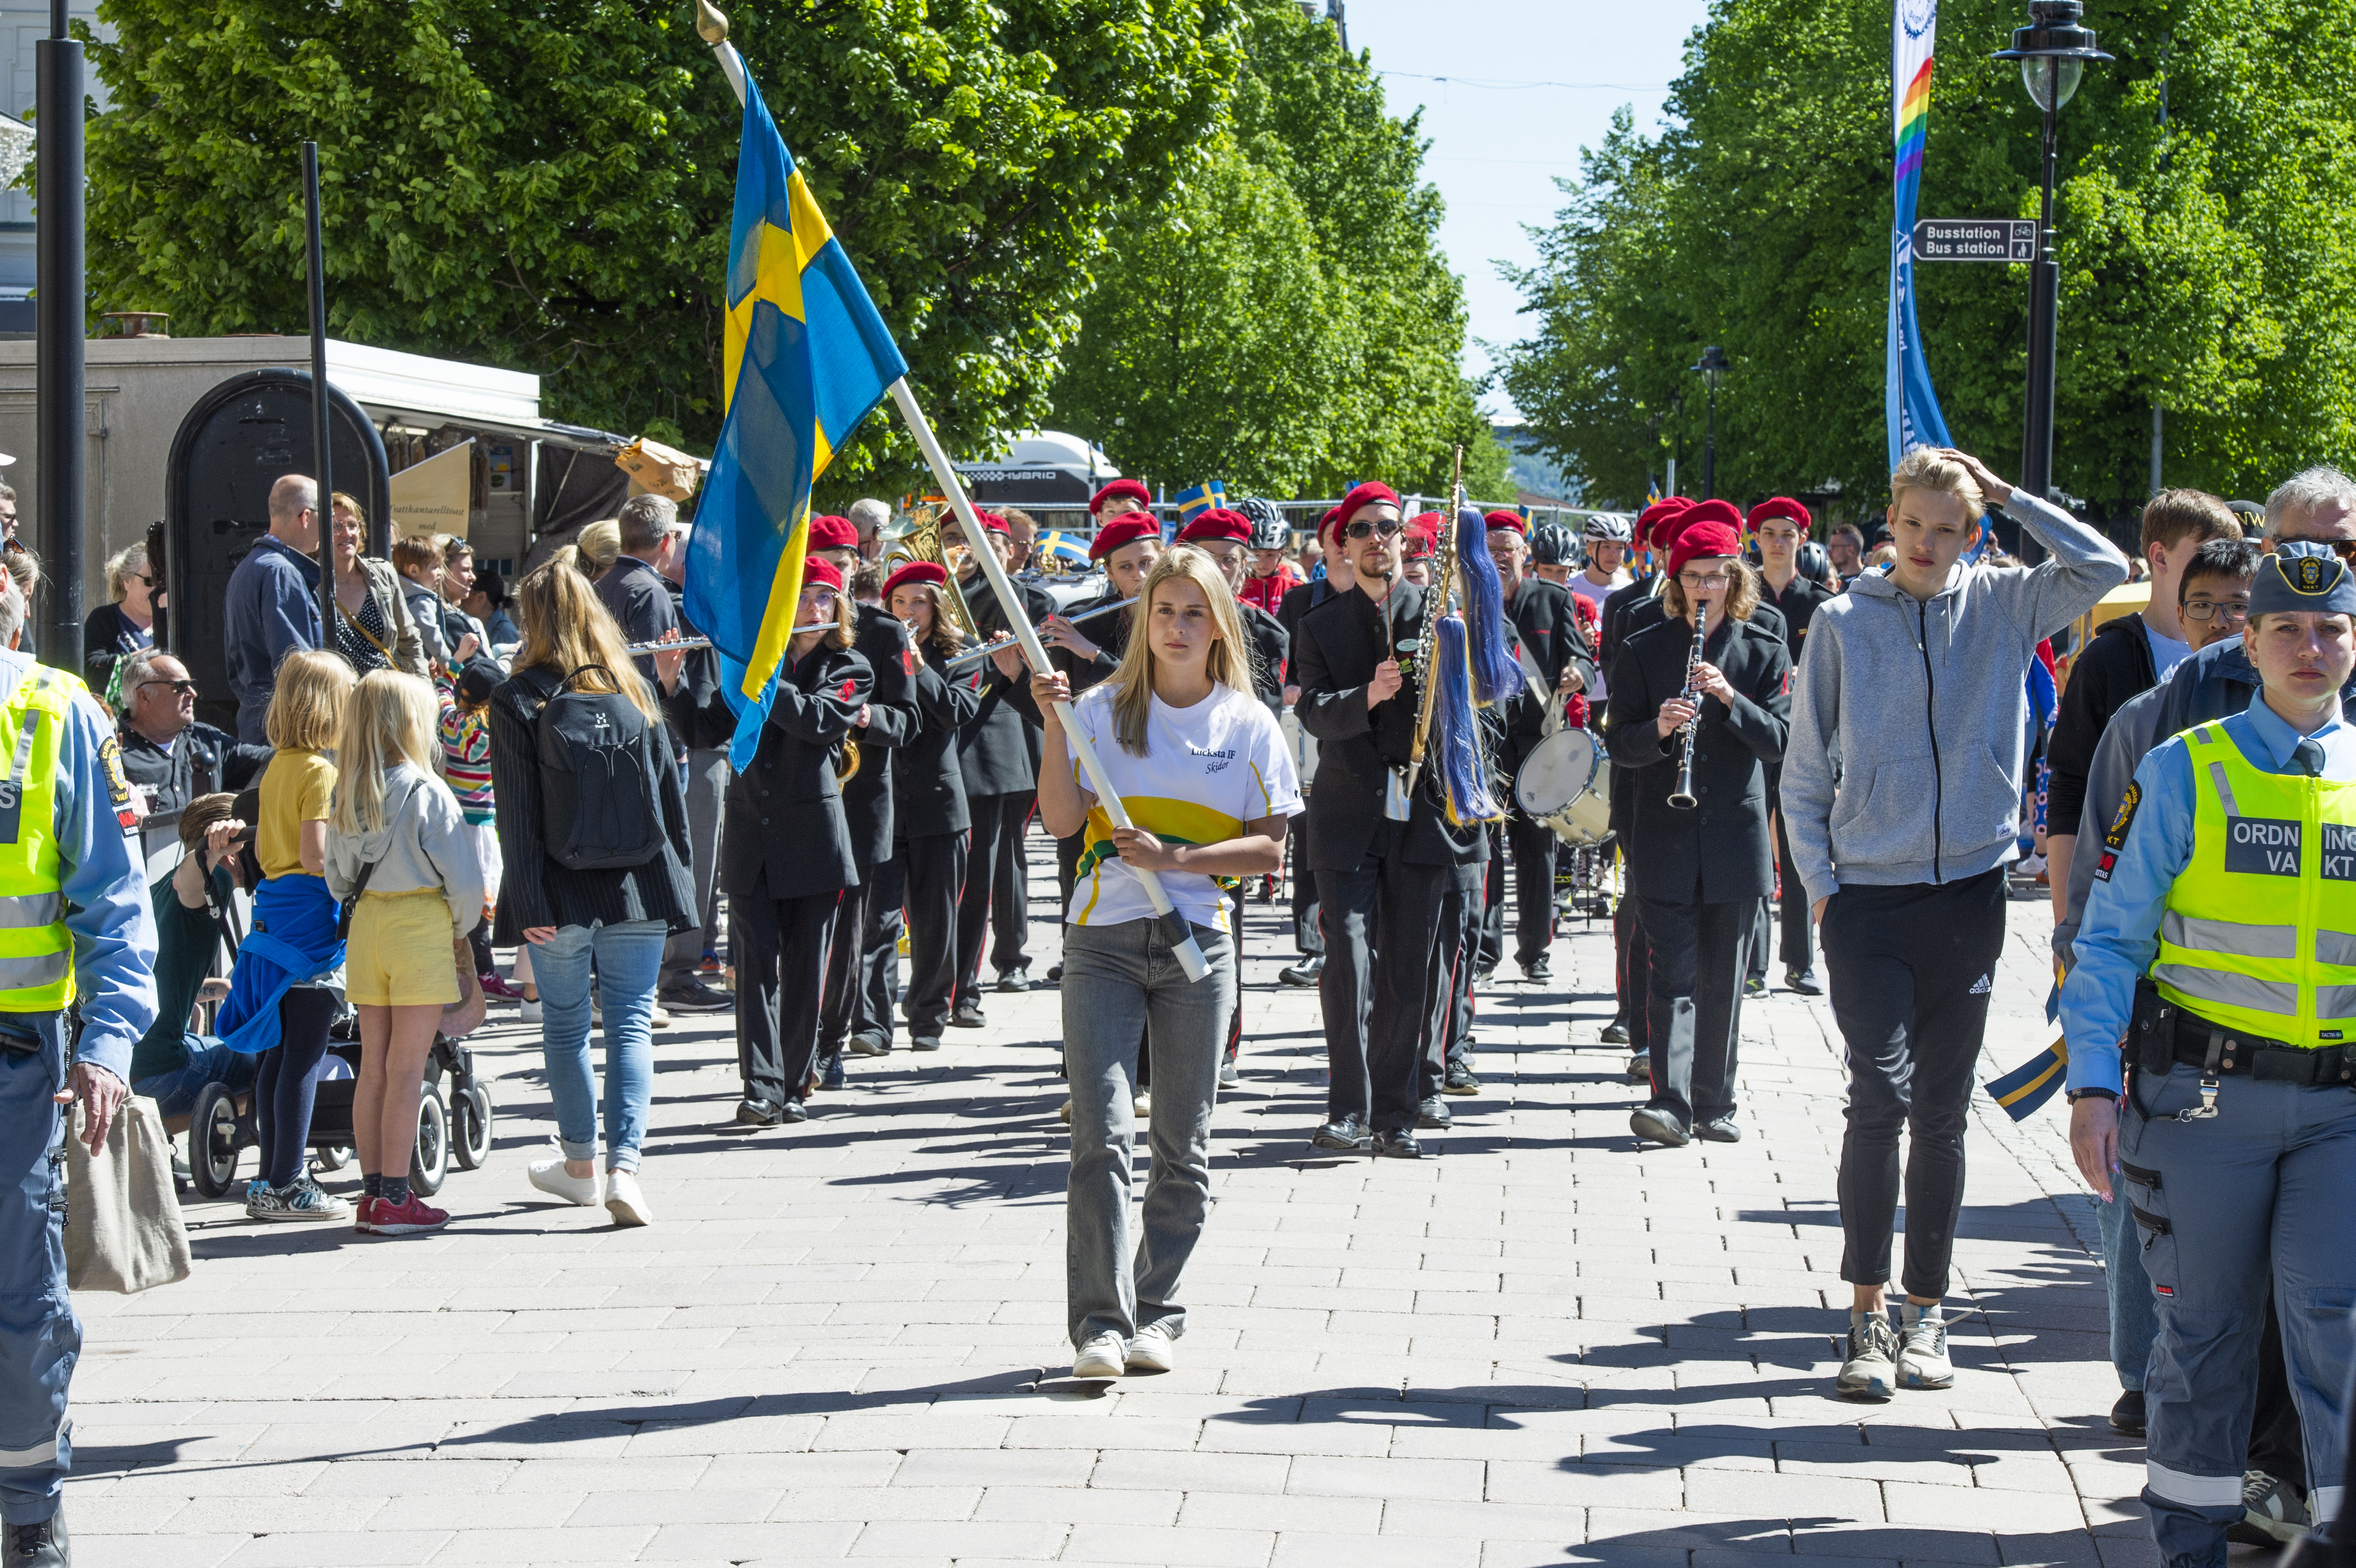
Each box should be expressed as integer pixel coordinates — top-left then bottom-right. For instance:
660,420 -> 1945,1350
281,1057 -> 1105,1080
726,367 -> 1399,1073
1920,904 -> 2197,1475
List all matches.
1757,573 -> 1835,669
1500,576 -> 1600,770
1240,602 -> 1289,718
954,571 -> 1057,799
1618,590 -> 1784,651
894,642 -> 988,840
1051,584 -> 1130,695
1600,573 -> 1660,667
1277,577 -> 1339,682
838,603 -> 920,867
1294,579 -> 1487,872
721,641 -> 874,902
1605,614 -> 1791,905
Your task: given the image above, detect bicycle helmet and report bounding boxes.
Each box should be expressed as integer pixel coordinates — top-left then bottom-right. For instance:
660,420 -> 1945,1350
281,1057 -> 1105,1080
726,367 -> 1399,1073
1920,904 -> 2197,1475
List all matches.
1237,496 -> 1290,551
1529,522 -> 1577,566
1798,541 -> 1833,583
1582,512 -> 1633,544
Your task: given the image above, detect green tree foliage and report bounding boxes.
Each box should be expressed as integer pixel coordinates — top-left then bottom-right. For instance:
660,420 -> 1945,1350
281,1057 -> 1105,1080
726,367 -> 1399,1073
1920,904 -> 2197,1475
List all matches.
77,0 -> 1241,498
1049,0 -> 1509,501
1500,0 -> 2356,519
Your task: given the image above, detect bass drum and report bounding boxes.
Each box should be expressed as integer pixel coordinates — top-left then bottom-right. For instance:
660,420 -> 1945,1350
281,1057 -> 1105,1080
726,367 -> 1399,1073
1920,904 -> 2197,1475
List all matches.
1513,729 -> 1615,848
1282,709 -> 1319,793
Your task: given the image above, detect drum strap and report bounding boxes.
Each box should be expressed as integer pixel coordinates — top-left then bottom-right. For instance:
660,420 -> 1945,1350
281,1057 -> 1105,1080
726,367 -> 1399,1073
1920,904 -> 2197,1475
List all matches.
1512,636 -> 1562,739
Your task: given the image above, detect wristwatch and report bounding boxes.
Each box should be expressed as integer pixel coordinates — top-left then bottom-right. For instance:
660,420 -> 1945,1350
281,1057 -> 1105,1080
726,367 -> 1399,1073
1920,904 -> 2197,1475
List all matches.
2065,1087 -> 2117,1104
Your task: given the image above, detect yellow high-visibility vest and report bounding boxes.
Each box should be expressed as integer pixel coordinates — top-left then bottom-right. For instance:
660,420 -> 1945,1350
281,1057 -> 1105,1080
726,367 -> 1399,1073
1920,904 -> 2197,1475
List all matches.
2152,721 -> 2356,1044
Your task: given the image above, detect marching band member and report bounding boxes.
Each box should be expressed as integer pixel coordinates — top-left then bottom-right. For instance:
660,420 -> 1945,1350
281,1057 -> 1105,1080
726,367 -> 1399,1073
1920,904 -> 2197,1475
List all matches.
1527,521 -> 1578,590
1600,500 -> 1688,1067
724,558 -> 874,1127
809,515 -> 918,1081
1274,509 -> 1352,990
880,561 -> 988,1055
1294,482 -> 1484,1158
1401,518 -> 1437,588
1606,517 -> 1790,1146
1749,498 -> 1836,996
1576,513 -> 1634,598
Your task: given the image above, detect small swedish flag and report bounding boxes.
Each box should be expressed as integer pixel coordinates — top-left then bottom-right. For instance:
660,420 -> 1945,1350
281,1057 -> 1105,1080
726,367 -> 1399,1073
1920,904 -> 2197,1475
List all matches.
1175,482 -> 1226,524
1984,1037 -> 2069,1120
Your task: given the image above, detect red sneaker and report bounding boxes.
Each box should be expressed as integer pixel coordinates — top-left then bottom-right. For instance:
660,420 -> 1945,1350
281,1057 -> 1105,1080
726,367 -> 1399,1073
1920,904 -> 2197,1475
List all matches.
478,971 -> 526,1001
354,1196 -> 379,1235
369,1194 -> 450,1235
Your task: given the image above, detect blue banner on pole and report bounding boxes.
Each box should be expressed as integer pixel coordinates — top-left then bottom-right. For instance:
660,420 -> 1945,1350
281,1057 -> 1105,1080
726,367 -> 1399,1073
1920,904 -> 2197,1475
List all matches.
1888,1 -> 1954,470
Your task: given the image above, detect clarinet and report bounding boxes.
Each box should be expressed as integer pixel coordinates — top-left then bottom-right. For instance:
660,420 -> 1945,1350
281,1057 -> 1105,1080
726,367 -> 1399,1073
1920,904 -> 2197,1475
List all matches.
1666,593 -> 1707,811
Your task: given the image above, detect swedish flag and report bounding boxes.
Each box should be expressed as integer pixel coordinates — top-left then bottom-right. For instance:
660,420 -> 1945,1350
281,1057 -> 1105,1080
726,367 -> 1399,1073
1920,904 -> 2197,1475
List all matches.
1175,482 -> 1226,525
685,72 -> 907,700
1984,1037 -> 2069,1120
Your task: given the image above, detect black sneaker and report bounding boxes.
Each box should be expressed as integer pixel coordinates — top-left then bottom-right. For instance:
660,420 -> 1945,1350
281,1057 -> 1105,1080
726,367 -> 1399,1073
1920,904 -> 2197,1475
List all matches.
659,980 -> 735,1013
1625,1052 -> 1651,1085
950,998 -> 987,1028
2108,1388 -> 2146,1437
1442,1062 -> 1480,1096
1630,1106 -> 1690,1147
1521,954 -> 1551,981
1600,1018 -> 1630,1045
1310,1115 -> 1372,1151
1785,968 -> 1824,996
2229,1472 -> 2309,1546
996,968 -> 1031,994
847,1031 -> 890,1057
1372,1127 -> 1422,1159
909,1036 -> 942,1052
4,1511 -> 67,1566
1278,956 -> 1323,988
1743,976 -> 1769,998
1415,1095 -> 1452,1131
1474,962 -> 1498,983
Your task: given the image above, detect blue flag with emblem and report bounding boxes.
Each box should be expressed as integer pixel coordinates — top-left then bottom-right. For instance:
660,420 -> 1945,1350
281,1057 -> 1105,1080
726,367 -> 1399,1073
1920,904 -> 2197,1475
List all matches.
685,69 -> 907,735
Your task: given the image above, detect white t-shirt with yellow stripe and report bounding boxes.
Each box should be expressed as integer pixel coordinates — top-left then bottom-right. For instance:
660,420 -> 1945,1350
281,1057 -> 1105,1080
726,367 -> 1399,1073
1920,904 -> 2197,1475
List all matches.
1061,680 -> 1304,933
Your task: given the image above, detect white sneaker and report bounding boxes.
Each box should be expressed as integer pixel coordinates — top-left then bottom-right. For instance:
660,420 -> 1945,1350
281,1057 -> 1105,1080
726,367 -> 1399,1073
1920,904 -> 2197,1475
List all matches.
1072,1331 -> 1125,1380
1897,1302 -> 1957,1389
1837,1310 -> 1898,1401
1057,1099 -> 1073,1124
527,1155 -> 601,1206
604,1168 -> 654,1227
651,1005 -> 672,1029
1133,1090 -> 1151,1116
1125,1321 -> 1176,1373
518,997 -> 542,1025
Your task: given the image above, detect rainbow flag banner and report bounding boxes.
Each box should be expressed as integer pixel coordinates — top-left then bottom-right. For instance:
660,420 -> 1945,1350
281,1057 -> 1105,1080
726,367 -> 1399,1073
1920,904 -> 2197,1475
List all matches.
1887,0 -> 1953,468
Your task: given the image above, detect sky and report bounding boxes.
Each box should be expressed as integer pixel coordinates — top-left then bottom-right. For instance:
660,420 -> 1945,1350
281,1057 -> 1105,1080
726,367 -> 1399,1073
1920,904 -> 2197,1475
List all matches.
1342,0 -> 1716,419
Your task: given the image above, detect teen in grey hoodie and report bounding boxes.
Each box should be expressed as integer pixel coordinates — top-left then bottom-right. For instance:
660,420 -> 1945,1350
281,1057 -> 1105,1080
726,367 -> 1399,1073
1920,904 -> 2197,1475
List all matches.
1781,447 -> 2125,1404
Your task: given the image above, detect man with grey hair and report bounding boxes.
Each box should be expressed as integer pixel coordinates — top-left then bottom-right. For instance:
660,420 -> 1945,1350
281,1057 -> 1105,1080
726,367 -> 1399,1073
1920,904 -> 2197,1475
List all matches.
848,498 -> 891,563
223,474 -> 326,742
114,648 -> 270,826
598,494 -> 685,697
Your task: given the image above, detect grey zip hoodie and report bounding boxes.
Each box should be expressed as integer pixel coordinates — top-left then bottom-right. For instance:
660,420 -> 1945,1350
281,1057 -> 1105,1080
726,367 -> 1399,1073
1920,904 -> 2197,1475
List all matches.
1782,489 -> 2127,904
324,761 -> 486,936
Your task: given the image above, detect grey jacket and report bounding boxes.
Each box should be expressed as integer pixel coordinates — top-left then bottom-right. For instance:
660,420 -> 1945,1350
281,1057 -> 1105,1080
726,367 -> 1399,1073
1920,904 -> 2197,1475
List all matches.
1782,490 -> 2127,903
325,761 -> 486,935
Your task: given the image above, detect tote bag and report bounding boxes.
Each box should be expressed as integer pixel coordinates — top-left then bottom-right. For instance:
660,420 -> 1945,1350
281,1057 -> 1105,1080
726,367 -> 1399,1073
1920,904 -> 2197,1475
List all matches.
66,1098 -> 194,1295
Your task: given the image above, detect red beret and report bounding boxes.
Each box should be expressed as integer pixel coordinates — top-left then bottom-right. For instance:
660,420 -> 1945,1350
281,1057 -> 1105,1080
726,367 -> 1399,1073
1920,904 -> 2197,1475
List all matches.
1678,498 -> 1745,534
1747,496 -> 1812,532
1090,479 -> 1152,515
881,560 -> 946,600
1404,513 -> 1441,559
1335,482 -> 1402,529
1317,507 -> 1343,546
1091,516 -> 1161,560
801,556 -> 845,593
1667,521 -> 1743,585
969,509 -> 1009,536
1178,508 -> 1253,545
1636,496 -> 1694,549
806,513 -> 858,552
1482,509 -> 1527,537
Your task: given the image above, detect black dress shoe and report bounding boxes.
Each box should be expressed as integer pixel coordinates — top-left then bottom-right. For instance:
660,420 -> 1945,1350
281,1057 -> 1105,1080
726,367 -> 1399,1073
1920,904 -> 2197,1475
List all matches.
1600,1019 -> 1630,1045
950,998 -> 987,1028
780,1098 -> 809,1123
1785,968 -> 1824,995
1279,956 -> 1323,988
1310,1115 -> 1372,1151
1521,955 -> 1551,981
2109,1388 -> 2146,1436
1695,1116 -> 1742,1143
1372,1127 -> 1422,1159
4,1512 -> 66,1567
1624,1053 -> 1651,1086
1415,1095 -> 1452,1131
909,1036 -> 942,1052
1442,1062 -> 1480,1095
734,1097 -> 783,1127
997,968 -> 1031,993
1630,1106 -> 1691,1147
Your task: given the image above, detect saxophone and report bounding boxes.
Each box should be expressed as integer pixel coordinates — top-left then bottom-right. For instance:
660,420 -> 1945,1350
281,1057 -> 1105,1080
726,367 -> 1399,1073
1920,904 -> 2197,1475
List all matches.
1666,592 -> 1707,811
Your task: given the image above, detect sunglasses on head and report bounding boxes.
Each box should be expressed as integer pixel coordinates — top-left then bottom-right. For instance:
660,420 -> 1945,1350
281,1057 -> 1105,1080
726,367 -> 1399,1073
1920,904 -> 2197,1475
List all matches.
1344,517 -> 1404,540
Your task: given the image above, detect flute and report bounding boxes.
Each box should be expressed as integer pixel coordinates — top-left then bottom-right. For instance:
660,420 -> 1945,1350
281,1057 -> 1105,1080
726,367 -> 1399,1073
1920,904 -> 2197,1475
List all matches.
618,627 -> 832,657
937,594 -> 1139,670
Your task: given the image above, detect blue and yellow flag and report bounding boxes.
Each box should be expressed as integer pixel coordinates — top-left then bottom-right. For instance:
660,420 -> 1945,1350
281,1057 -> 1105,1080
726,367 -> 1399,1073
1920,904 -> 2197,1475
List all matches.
685,73 -> 907,704
1984,1036 -> 2069,1121
1174,482 -> 1225,525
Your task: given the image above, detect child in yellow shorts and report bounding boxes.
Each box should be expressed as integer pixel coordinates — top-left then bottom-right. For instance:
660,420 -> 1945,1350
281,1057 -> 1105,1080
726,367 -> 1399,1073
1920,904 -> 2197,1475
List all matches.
325,671 -> 486,1236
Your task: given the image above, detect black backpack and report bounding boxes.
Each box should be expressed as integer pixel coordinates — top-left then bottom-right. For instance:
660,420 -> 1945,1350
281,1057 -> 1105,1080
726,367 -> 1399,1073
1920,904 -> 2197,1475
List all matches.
515,665 -> 667,871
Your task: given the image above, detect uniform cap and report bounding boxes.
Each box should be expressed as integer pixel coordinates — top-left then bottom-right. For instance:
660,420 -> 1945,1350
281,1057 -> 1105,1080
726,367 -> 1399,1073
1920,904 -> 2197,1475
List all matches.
1089,479 -> 1152,515
2251,542 -> 2356,617
1178,508 -> 1254,545
881,561 -> 947,600
806,514 -> 858,552
1090,516 -> 1161,560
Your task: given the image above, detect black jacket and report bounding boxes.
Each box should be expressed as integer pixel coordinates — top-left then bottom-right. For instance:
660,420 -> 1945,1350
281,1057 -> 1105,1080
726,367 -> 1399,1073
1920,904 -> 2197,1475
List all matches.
593,556 -> 678,693
721,640 -> 874,901
1757,574 -> 1836,669
117,720 -> 271,820
838,603 -> 920,867
1005,583 -> 1133,727
1294,581 -> 1486,871
662,579 -> 737,753
1600,574 -> 1660,667
1277,577 -> 1340,682
955,572 -> 1057,799
2047,610 -> 2160,840
894,645 -> 989,839
1619,590 -> 1785,652
487,672 -> 698,941
1605,614 -> 1791,904
1501,577 -> 1600,769
1240,602 -> 1289,717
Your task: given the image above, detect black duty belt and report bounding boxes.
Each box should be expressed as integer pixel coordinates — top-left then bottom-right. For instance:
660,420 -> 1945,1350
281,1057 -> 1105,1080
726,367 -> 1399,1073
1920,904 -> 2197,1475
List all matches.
2169,1010 -> 2356,1086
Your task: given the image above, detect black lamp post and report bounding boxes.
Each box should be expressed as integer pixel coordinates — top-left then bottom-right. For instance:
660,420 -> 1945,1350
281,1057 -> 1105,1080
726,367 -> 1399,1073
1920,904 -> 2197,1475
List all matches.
1994,1 -> 2110,509
35,0 -> 84,669
1692,345 -> 1729,499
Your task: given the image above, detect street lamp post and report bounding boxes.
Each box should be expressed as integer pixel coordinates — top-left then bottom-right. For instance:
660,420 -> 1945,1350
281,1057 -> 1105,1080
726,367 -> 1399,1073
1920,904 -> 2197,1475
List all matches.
1692,345 -> 1729,499
1994,1 -> 2110,509
35,0 -> 84,669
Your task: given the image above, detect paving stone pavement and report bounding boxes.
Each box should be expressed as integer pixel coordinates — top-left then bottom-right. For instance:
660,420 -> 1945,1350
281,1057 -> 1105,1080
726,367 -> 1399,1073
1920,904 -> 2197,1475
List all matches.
65,849 -> 2188,1568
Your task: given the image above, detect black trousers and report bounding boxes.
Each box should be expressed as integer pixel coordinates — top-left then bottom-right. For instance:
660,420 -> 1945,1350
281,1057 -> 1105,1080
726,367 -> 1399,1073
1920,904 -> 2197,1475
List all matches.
1748,899 -> 1770,984
956,791 -> 1032,999
1638,895 -> 1751,1125
1290,821 -> 1323,957
859,856 -> 907,1047
1824,869 -> 2008,1299
734,880 -> 840,1107
1425,861 -> 1484,1091
1481,816 -> 1558,969
1773,802 -> 1814,972
1318,838 -> 1448,1133
818,874 -> 876,1054
1614,891 -> 1653,1054
902,830 -> 967,1043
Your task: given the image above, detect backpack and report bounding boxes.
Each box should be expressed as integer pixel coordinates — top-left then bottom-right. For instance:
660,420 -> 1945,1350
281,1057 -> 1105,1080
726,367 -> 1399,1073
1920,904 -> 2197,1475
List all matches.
514,666 -> 667,871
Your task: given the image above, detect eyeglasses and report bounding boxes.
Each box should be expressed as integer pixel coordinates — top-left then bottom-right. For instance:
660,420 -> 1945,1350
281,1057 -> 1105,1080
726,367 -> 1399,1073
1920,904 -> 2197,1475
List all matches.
137,679 -> 198,696
1679,571 -> 1733,590
1344,518 -> 1405,540
2181,599 -> 2251,624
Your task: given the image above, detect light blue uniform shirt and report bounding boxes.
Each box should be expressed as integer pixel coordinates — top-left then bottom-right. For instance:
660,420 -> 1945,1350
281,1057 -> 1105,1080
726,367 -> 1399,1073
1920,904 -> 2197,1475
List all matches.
2060,696 -> 2356,1093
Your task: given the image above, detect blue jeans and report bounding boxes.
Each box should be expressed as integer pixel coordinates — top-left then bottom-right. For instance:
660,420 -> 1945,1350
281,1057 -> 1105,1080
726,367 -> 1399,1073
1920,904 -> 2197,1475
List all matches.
2098,1168 -> 2159,1391
532,920 -> 665,1172
1062,918 -> 1234,1349
133,1041 -> 258,1121
0,1013 -> 71,1522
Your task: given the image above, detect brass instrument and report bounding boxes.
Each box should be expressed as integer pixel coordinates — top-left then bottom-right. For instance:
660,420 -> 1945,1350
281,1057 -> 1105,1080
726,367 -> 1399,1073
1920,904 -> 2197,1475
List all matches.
938,593 -> 1137,671
882,506 -> 980,642
1666,592 -> 1708,811
1401,444 -> 1466,810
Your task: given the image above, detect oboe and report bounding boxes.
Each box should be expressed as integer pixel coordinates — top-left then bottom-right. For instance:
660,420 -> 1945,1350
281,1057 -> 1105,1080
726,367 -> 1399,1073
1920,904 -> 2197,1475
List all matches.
1666,593 -> 1707,811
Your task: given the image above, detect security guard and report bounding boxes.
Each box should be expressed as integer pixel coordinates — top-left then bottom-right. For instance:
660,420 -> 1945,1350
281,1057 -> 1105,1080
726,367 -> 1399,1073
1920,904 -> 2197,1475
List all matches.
2062,541 -> 2356,1568
0,571 -> 158,1566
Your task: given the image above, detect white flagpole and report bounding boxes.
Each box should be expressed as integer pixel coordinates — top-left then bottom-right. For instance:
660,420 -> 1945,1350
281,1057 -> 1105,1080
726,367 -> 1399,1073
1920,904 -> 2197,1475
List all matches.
887,378 -> 1210,983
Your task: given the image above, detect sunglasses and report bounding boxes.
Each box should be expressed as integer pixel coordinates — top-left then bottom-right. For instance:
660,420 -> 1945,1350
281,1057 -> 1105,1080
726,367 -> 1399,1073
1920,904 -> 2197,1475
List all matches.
137,679 -> 198,696
1344,517 -> 1405,540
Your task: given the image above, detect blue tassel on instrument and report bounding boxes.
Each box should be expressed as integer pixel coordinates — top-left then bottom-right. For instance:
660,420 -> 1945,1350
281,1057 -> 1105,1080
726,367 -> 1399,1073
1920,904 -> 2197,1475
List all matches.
1434,616 -> 1506,826
1453,506 -> 1523,704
